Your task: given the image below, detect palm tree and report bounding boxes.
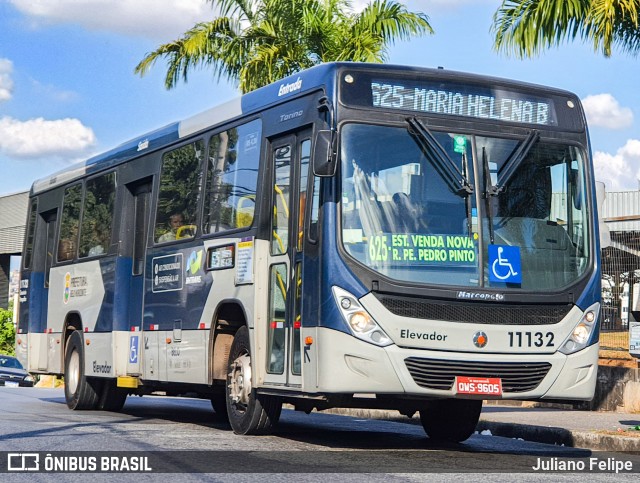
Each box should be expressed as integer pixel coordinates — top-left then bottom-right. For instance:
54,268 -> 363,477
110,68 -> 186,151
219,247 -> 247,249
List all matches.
135,0 -> 433,93
492,0 -> 640,58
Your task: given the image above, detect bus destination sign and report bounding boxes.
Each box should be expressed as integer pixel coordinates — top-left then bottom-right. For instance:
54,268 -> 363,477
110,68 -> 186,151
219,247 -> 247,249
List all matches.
370,80 -> 557,126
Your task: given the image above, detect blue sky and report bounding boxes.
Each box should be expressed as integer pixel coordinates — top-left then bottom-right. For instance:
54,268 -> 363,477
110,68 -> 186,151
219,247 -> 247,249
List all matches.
0,0 -> 638,196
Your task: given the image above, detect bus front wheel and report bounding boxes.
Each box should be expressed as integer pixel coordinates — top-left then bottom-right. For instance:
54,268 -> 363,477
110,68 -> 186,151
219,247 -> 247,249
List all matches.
64,330 -> 100,410
419,399 -> 482,443
226,326 -> 282,435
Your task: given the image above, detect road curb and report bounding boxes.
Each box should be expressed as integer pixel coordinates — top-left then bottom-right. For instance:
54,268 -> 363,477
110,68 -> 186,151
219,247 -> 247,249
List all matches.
321,407 -> 640,451
477,420 -> 640,451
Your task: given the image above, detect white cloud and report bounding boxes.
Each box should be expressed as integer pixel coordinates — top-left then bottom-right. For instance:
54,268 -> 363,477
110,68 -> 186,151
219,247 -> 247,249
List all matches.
582,93 -> 633,129
594,139 -> 640,191
0,59 -> 14,102
0,116 -> 96,159
9,0 -> 213,40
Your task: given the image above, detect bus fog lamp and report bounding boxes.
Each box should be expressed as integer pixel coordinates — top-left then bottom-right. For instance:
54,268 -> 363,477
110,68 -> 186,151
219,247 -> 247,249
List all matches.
340,297 -> 352,309
585,311 -> 595,323
370,330 -> 390,344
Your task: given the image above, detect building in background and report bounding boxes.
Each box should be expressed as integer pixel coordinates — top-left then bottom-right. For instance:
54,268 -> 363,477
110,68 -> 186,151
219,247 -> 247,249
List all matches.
0,191 -> 28,310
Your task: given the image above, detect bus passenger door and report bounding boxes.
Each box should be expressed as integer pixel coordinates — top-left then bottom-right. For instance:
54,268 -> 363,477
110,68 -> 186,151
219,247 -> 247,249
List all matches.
30,210 -> 57,371
122,180 -> 152,378
264,130 -> 311,388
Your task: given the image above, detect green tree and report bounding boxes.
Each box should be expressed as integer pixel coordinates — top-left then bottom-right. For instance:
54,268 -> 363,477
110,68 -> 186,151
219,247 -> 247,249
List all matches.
493,0 -> 640,58
0,308 -> 15,356
135,0 -> 433,93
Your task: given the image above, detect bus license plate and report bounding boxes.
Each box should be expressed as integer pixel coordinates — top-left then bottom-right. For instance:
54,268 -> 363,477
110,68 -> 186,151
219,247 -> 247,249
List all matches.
4,381 -> 19,388
455,376 -> 502,396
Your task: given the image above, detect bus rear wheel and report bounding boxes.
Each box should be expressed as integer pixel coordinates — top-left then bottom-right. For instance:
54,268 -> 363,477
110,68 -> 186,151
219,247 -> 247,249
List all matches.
97,379 -> 128,412
64,330 -> 100,410
226,326 -> 281,435
419,399 -> 482,443
210,390 -> 228,419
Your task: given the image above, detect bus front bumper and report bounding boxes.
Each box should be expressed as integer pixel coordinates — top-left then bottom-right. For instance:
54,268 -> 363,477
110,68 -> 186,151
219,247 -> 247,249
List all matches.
313,328 -> 598,401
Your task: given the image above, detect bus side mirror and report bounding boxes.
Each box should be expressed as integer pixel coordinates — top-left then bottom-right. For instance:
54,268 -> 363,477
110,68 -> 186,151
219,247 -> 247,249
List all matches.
313,130 -> 337,177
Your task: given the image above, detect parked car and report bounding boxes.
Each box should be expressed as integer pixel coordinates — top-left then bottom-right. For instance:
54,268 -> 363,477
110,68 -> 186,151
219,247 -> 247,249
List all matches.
0,355 -> 35,387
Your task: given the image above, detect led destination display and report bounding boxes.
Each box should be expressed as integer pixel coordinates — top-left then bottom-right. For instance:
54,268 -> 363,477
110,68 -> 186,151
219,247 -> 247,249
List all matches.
367,80 -> 558,126
367,233 -> 477,266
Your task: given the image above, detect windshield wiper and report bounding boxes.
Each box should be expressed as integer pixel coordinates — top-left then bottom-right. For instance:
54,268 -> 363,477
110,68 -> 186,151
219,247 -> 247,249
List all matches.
488,129 -> 540,196
407,117 -> 473,197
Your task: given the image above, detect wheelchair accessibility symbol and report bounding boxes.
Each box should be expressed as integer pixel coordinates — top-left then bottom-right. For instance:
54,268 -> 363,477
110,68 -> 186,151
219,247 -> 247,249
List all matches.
488,245 -> 522,284
129,335 -> 139,364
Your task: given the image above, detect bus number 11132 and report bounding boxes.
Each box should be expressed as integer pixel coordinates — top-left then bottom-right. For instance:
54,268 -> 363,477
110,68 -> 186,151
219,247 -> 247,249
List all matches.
508,331 -> 554,348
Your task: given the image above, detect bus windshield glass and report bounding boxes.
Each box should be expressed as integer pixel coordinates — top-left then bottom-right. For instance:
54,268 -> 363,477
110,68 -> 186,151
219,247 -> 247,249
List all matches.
340,123 -> 591,291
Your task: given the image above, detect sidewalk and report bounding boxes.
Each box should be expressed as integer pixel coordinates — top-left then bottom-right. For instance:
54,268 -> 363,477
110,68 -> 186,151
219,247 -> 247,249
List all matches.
478,405 -> 640,451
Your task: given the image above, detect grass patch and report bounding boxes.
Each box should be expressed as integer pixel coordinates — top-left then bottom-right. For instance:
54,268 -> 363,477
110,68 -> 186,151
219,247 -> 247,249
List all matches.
599,331 -> 629,351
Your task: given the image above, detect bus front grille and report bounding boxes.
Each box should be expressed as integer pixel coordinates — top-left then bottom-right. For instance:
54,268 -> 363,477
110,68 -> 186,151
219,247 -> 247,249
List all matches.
404,357 -> 552,393
376,295 -> 571,325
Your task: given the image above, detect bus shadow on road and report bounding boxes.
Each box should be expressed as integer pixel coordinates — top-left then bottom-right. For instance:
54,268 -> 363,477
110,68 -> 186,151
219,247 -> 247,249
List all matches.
271,409 -> 593,457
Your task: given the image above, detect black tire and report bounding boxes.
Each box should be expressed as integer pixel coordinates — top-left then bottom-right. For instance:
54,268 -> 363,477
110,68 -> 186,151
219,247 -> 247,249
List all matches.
420,398 -> 482,443
64,330 -> 101,410
226,326 -> 282,435
97,379 -> 128,412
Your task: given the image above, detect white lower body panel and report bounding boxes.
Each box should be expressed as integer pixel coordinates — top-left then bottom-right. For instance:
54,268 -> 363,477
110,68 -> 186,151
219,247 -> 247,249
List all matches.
308,327 -> 598,401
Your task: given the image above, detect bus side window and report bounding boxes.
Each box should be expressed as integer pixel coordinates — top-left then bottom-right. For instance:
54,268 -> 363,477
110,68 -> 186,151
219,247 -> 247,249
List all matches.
58,184 -> 82,262
79,172 -> 116,258
22,198 -> 38,270
309,177 -> 321,242
203,119 -> 262,234
272,144 -> 291,255
154,141 -> 204,244
298,139 -> 311,250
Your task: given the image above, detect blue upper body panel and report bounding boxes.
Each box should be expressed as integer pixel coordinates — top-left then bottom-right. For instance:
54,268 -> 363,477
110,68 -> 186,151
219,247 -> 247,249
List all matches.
31,63 -> 343,195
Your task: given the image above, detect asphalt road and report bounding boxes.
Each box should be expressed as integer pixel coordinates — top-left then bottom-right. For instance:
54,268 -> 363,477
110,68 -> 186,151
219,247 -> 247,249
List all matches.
0,387 -> 638,481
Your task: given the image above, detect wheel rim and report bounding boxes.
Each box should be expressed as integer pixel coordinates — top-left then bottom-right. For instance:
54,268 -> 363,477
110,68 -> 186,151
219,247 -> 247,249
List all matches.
228,351 -> 252,413
67,349 -> 80,394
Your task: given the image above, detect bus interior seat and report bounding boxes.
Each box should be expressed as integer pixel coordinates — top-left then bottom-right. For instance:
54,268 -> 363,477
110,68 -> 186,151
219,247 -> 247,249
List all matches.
499,163 -> 551,220
236,195 -> 255,228
392,192 -> 422,232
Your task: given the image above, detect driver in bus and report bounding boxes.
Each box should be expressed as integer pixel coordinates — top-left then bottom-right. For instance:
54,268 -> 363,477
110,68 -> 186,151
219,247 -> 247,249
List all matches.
158,213 -> 184,242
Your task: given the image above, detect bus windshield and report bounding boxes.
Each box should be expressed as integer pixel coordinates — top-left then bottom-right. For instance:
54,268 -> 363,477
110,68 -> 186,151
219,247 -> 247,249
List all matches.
340,122 -> 591,291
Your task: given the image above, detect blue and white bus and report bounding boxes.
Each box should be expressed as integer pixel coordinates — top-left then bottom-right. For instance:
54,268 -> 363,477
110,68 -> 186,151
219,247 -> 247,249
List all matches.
16,63 -> 602,441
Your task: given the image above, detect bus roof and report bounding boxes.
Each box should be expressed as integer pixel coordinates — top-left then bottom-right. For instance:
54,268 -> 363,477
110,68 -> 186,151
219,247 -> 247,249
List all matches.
31,62 -> 578,194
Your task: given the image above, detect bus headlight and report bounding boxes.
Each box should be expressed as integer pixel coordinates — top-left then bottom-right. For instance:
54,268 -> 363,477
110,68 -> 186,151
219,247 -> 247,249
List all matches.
559,303 -> 600,355
349,311 -> 375,332
332,286 -> 392,347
